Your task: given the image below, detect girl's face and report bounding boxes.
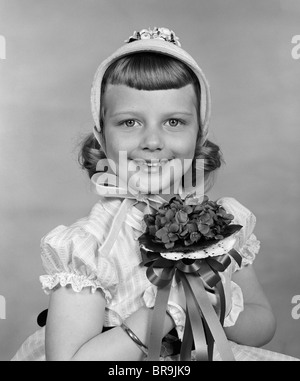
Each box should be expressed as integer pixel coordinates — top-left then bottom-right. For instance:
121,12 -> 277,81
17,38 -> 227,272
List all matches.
101,84 -> 199,195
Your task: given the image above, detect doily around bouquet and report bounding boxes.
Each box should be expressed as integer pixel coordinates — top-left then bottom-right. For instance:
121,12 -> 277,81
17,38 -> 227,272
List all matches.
138,223 -> 242,262
142,235 -> 237,261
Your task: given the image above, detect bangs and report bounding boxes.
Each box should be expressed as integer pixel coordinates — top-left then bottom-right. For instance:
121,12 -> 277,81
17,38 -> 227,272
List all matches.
101,52 -> 200,91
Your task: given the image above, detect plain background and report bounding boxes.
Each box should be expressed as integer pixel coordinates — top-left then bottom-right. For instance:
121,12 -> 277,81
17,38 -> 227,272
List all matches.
0,0 -> 300,361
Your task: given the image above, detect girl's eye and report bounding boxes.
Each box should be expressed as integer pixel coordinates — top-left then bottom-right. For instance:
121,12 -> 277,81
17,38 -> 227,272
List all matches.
166,119 -> 183,127
124,119 -> 136,127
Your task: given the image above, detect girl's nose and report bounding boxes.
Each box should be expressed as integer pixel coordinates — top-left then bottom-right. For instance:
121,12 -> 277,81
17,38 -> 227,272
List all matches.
140,126 -> 164,151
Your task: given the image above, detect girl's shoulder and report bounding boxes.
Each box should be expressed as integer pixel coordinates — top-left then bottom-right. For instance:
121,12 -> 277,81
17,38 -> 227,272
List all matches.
39,198 -> 123,279
41,197 -> 123,246
39,198 -> 122,298
216,196 -> 256,230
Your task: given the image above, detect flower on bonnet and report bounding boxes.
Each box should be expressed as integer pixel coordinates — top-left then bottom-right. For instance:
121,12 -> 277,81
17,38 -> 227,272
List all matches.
144,195 -> 234,250
125,27 -> 181,47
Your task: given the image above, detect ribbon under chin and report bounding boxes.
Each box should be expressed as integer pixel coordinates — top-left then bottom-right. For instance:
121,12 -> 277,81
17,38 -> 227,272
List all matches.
142,248 -> 242,361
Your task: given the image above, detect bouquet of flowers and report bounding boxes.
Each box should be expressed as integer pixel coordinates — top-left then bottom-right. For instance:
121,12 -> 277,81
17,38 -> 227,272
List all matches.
138,195 -> 243,361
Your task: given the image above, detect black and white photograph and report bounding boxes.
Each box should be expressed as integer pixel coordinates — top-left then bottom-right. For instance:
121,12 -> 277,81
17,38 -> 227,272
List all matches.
0,0 -> 300,363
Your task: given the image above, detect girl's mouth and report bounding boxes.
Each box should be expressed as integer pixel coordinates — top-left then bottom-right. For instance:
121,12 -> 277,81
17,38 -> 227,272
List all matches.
131,159 -> 170,172
133,159 -> 170,169
132,158 -> 170,165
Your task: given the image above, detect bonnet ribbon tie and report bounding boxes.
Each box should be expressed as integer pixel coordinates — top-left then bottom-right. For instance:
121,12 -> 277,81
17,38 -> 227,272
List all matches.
91,172 -> 171,257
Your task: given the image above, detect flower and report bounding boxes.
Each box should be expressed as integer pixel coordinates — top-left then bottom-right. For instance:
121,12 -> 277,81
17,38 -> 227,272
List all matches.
125,27 -> 181,47
141,195 -> 240,251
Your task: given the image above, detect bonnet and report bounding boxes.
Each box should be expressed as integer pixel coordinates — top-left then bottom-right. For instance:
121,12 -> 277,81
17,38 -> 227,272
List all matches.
90,27 -> 211,147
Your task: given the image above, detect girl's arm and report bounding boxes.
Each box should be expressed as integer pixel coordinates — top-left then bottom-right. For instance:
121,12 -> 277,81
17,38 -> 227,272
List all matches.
224,264 -> 276,347
45,285 -> 174,361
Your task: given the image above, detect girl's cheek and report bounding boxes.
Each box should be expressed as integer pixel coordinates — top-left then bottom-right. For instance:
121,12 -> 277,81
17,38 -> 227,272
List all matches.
106,139 -> 124,158
177,144 -> 197,159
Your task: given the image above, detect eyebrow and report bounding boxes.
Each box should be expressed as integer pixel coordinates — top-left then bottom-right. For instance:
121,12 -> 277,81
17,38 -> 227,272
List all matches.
109,111 -> 139,117
110,111 -> 195,118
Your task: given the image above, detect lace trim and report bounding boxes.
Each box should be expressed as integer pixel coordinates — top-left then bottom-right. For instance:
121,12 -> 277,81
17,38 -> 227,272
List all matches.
240,234 -> 260,267
39,272 -> 112,302
223,281 -> 244,327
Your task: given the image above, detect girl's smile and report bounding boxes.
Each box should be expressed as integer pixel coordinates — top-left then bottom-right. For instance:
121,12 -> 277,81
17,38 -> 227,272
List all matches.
101,84 -> 199,195
131,158 -> 169,174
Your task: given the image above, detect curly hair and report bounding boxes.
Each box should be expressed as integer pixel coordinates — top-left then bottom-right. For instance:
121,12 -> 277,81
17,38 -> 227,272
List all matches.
79,52 -> 223,191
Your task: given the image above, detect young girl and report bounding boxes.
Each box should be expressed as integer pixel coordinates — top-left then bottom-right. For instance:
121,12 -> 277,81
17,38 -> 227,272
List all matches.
12,27 -> 298,361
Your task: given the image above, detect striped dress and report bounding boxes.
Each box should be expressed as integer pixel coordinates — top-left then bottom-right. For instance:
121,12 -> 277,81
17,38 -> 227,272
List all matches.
11,197 -> 299,361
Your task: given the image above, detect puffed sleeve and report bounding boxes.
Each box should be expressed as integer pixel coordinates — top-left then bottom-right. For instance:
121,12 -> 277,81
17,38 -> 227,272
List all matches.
217,197 -> 261,271
39,224 -> 118,302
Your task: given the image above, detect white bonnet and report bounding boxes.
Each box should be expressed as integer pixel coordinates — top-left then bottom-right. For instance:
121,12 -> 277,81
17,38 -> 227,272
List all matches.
91,27 -> 211,145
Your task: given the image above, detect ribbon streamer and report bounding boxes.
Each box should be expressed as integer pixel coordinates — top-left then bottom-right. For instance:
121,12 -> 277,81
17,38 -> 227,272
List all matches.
141,248 -> 242,361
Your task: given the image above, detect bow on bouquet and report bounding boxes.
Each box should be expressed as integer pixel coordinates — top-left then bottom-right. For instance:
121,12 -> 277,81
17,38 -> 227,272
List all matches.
138,195 -> 243,361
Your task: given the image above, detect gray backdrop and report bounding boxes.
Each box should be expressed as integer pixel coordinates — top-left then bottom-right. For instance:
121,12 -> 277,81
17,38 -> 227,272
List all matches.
0,0 -> 300,361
